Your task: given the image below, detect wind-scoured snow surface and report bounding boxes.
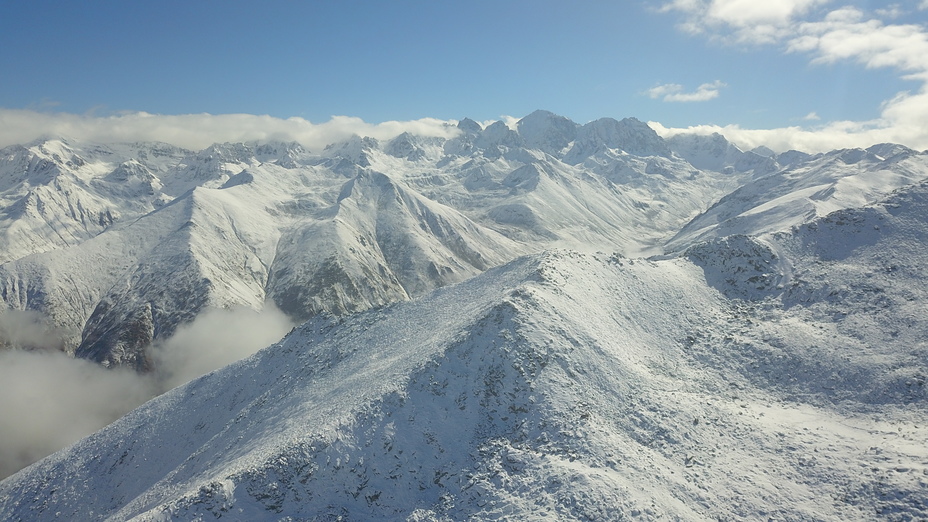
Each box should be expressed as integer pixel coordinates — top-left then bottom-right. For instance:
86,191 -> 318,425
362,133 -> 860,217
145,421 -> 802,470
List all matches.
1,111 -> 928,518
2,178 -> 928,519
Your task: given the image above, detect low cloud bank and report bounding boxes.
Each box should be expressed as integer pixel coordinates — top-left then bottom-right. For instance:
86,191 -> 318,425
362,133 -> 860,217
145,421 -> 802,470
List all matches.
0,303 -> 295,479
0,109 -> 460,152
152,303 -> 295,391
0,349 -> 156,479
649,118 -> 928,154
0,310 -> 70,351
4,104 -> 928,157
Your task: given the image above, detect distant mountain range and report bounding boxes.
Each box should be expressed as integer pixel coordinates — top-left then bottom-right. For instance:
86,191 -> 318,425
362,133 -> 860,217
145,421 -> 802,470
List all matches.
3,110 -> 924,371
1,111 -> 927,519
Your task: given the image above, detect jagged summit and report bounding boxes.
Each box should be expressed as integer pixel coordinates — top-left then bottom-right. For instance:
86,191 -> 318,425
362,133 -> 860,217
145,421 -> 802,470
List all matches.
750,145 -> 776,157
564,116 -> 672,163
267,168 -> 522,320
665,132 -> 775,174
516,109 -> 578,154
865,142 -> 917,160
664,137 -> 928,252
1,111 -> 926,370
456,117 -> 483,134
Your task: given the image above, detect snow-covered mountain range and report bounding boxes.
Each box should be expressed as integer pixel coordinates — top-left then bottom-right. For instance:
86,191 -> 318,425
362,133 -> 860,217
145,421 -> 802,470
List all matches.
4,110 -> 923,371
1,110 -> 927,519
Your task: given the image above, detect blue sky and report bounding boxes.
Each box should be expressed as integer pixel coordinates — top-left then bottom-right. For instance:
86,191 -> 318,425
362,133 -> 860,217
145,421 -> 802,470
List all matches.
2,1 -> 928,152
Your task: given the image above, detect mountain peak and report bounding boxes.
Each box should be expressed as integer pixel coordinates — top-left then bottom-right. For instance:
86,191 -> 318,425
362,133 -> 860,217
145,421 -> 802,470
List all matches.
474,120 -> 525,158
516,110 -> 578,154
666,132 -> 744,171
2,118 -> 928,521
456,117 -> 483,134
564,116 -> 671,162
751,145 -> 776,157
384,132 -> 437,161
322,135 -> 379,166
866,142 -> 915,161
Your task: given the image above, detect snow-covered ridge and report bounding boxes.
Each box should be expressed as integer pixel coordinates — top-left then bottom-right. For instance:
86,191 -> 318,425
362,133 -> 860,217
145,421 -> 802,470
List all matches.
1,111 -> 928,518
1,111 -> 926,371
2,180 -> 926,517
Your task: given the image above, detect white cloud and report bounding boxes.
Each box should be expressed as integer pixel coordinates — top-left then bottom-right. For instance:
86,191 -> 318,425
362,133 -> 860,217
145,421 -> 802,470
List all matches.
650,116 -> 922,153
646,83 -> 685,99
646,80 -> 726,102
802,111 -> 821,120
875,5 -> 905,19
0,302 -> 294,479
789,8 -> 928,77
500,115 -> 522,131
657,0 -> 928,152
0,110 -> 461,152
707,0 -> 827,26
661,0 -> 832,43
0,349 -> 157,479
0,310 -> 71,351
152,303 -> 294,391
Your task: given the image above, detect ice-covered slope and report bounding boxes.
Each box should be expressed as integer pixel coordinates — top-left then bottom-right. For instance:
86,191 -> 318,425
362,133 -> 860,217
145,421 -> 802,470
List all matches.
376,114 -> 742,252
73,185 -> 283,370
564,116 -> 672,162
1,114 -> 747,369
1,144 -> 319,368
5,157 -> 519,369
3,176 -> 927,519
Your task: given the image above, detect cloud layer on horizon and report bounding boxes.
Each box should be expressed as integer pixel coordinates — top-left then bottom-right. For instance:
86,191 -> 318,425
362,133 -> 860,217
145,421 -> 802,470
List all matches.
7,0 -> 928,163
0,110 -> 461,152
655,1 -> 928,152
3,102 -> 926,155
2,5 -> 928,155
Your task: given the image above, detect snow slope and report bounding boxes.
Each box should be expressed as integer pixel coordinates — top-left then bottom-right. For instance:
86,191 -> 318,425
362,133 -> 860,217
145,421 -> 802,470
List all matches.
2,178 -> 926,519
0,139 -> 188,264
2,111 -> 928,503
2,114 -> 926,370
0,112 -> 762,368
666,132 -> 776,175
666,143 -> 928,251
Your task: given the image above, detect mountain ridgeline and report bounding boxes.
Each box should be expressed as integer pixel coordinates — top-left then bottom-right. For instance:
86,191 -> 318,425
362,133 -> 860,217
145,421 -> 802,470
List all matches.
1,110 -> 928,519
1,181 -> 927,519
2,110 -> 925,372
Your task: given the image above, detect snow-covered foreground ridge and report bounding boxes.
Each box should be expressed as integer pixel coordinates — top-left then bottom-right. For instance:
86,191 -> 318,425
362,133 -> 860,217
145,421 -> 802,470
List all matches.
2,110 -> 927,374
1,109 -> 928,518
2,176 -> 927,519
